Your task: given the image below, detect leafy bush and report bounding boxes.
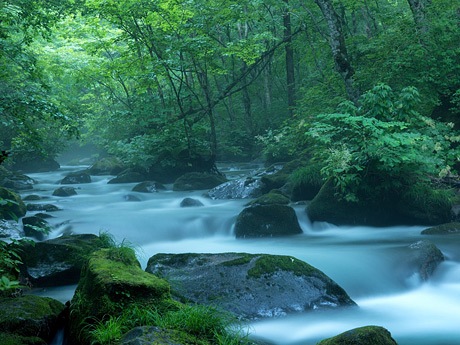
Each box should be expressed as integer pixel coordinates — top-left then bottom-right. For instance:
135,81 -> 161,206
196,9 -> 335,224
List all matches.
304,83 -> 460,201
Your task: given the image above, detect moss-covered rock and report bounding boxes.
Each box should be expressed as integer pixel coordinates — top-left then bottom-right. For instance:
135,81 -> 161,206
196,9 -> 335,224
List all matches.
307,179 -> 453,226
60,170 -> 91,184
398,183 -> 453,225
0,187 -> 26,220
146,253 -> 356,320
180,197 -> 204,207
0,332 -> 47,345
234,204 -> 302,238
0,166 -> 35,191
316,325 -> 398,345
0,295 -> 64,343
21,216 -> 50,241
26,203 -> 61,212
421,222 -> 460,235
173,172 -> 227,191
247,191 -> 290,206
290,163 -> 324,201
19,234 -> 111,287
69,247 -> 172,344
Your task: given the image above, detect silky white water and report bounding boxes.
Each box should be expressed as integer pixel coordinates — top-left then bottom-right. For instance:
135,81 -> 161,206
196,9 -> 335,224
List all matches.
23,165 -> 460,345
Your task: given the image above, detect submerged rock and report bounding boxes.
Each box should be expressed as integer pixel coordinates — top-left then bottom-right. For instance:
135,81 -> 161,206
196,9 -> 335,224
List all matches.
146,253 -> 356,320
0,295 -> 64,343
421,222 -> 460,235
234,204 -> 303,238
108,170 -> 146,184
173,172 -> 227,191
317,325 -> 398,345
179,197 -> 204,207
60,170 -> 91,184
206,177 -> 265,199
132,181 -> 166,193
19,234 -> 111,287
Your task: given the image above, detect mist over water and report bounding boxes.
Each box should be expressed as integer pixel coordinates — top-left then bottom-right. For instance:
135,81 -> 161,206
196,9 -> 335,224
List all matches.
24,165 -> 460,345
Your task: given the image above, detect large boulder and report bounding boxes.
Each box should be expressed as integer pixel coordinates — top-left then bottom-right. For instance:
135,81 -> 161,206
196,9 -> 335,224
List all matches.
234,204 -> 303,238
173,172 -> 227,191
68,247 -> 172,344
421,222 -> 460,235
60,170 -> 91,184
247,191 -> 290,206
88,157 -> 126,175
0,166 -> 34,191
0,295 -> 65,343
132,181 -> 166,193
206,177 -> 265,199
317,325 -> 398,345
19,234 -> 111,287
146,253 -> 356,320
120,326 -> 203,345
0,187 -> 26,220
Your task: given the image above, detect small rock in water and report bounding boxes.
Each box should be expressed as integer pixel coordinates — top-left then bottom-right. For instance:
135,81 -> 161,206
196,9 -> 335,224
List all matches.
179,197 -> 204,207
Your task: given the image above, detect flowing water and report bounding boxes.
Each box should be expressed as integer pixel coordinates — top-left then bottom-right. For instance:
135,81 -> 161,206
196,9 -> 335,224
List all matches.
23,164 -> 460,345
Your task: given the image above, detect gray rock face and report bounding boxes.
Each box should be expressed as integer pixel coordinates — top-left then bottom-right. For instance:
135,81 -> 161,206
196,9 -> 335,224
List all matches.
146,253 -> 356,320
234,205 -> 303,238
206,177 -> 265,199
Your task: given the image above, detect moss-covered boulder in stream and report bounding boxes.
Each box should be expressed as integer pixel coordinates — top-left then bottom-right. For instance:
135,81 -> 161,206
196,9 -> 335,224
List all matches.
307,179 -> 453,226
0,166 -> 35,191
146,253 -> 356,320
173,172 -> 227,191
60,170 -> 91,184
260,160 -> 305,192
289,163 -> 324,201
19,234 -> 112,287
0,187 -> 26,220
68,247 -> 173,344
0,295 -> 65,343
89,157 -> 126,175
421,222 -> 460,235
316,325 -> 398,345
247,191 -> 290,206
234,204 -> 302,238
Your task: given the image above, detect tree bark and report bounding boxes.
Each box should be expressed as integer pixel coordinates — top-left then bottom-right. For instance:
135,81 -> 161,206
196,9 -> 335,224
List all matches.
284,0 -> 296,115
314,0 -> 360,103
407,0 -> 432,33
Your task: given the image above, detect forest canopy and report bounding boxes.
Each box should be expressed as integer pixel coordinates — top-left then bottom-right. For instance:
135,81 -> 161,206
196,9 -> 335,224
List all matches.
1,0 -> 459,180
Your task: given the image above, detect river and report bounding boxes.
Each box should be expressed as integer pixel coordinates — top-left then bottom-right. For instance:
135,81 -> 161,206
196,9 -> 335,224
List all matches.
22,164 -> 460,345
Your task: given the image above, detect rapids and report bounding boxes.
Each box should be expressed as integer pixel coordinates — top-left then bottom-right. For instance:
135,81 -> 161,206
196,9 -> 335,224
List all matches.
22,164 -> 460,345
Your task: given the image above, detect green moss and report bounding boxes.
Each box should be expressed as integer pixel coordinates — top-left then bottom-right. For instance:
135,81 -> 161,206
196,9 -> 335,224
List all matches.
316,325 -> 398,345
0,295 -> 64,324
173,172 -> 227,191
0,333 -> 46,345
247,192 -> 290,206
290,164 -> 324,201
261,160 -> 306,191
0,187 -> 26,220
248,255 -> 316,279
421,222 -> 460,235
220,254 -> 253,267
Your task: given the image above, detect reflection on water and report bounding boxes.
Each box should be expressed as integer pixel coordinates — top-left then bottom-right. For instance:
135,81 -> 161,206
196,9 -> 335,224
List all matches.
22,165 -> 460,345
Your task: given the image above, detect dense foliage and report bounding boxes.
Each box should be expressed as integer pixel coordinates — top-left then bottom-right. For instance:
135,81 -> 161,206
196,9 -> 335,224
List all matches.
0,0 -> 459,176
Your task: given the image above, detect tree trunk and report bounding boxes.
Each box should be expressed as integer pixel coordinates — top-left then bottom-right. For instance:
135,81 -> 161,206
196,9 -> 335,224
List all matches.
284,0 -> 296,115
314,0 -> 360,103
407,0 -> 432,33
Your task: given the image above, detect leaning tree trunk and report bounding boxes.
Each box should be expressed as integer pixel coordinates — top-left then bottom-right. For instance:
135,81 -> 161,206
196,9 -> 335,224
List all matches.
314,0 -> 359,104
407,0 -> 432,33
